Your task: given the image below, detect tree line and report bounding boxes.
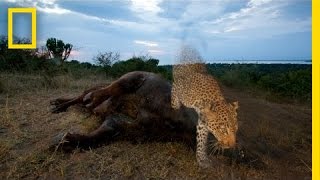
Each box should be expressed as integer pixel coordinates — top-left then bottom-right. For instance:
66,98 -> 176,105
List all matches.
0,36 -> 73,72
0,36 -> 311,103
0,35 -> 170,79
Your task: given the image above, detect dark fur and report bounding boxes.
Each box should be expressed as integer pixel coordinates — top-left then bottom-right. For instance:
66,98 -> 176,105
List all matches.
50,71 -> 265,169
51,71 -> 198,150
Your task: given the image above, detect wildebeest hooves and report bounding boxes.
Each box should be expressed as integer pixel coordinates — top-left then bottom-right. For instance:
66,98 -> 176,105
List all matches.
49,132 -> 79,152
50,107 -> 65,113
49,132 -> 69,150
50,104 -> 68,113
50,99 -> 59,106
83,92 -> 92,104
50,98 -> 69,113
50,98 -> 66,106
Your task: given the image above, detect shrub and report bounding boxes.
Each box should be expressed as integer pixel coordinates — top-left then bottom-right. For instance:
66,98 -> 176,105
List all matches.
207,63 -> 311,103
109,56 -> 170,79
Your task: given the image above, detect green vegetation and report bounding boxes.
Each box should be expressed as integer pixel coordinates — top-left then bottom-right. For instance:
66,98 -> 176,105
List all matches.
206,64 -> 311,103
0,36 -> 311,179
46,37 -> 73,66
110,56 -> 172,80
0,35 -> 311,103
0,36 -> 171,80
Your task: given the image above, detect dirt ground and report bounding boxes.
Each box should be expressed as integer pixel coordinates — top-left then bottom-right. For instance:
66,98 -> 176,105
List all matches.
0,74 -> 311,179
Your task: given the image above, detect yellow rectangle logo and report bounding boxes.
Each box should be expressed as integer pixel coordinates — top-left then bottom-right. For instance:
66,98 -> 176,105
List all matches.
8,8 -> 37,49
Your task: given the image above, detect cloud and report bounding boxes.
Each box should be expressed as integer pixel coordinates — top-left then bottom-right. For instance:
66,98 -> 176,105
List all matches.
248,0 -> 273,7
134,40 -> 158,47
1,0 -> 311,63
148,49 -> 164,55
130,0 -> 163,13
4,0 -> 58,8
37,5 -> 71,14
4,0 -> 71,14
224,27 -> 240,33
200,0 -> 311,38
4,0 -> 160,33
133,39 -> 170,57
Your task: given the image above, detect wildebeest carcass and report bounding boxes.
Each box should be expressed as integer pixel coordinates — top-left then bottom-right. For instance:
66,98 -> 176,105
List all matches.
50,71 -> 198,150
50,71 -> 264,169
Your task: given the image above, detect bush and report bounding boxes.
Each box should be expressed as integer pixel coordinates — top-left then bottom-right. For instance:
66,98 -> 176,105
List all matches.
257,69 -> 311,101
109,56 -> 171,80
206,64 -> 311,103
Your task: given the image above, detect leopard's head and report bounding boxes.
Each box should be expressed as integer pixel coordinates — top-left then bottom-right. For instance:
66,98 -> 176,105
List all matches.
202,101 -> 239,149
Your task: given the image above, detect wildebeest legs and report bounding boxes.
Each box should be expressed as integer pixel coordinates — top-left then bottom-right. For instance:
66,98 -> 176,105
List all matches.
92,97 -> 120,116
50,84 -> 108,113
55,115 -> 139,151
50,97 -> 83,113
83,71 -> 147,109
51,72 -> 148,113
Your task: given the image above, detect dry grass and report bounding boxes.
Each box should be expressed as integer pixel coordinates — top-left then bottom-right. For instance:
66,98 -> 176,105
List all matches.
0,72 -> 311,179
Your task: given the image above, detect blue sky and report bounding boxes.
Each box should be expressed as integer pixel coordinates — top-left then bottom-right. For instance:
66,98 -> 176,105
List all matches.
0,0 -> 311,64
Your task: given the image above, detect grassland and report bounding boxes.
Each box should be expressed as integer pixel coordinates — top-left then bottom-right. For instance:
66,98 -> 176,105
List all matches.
0,72 -> 311,179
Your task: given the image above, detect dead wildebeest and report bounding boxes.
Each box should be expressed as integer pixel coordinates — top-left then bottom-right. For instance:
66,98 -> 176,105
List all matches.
50,71 -> 264,169
50,71 -> 198,150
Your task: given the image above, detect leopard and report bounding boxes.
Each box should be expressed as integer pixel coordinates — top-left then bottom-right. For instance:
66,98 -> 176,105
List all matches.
171,63 -> 239,167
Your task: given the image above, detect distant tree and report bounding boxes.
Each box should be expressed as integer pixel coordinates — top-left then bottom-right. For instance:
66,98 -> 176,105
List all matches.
94,51 -> 120,67
94,51 -> 120,75
135,53 -> 153,61
69,60 -> 80,65
109,55 -> 163,77
145,58 -> 159,71
81,62 -> 94,69
46,37 -> 73,66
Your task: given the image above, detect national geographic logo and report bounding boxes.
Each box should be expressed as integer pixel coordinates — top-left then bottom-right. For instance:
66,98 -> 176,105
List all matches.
7,8 -> 36,49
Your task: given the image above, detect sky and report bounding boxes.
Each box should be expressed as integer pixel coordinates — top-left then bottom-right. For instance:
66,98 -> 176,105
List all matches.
0,0 -> 311,65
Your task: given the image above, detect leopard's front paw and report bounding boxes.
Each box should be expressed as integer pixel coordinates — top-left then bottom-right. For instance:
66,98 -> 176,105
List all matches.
197,156 -> 212,168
